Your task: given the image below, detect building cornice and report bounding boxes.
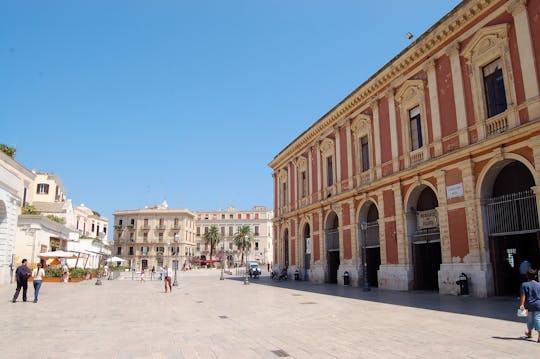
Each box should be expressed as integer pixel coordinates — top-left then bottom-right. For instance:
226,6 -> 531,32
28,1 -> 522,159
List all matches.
269,0 -> 501,170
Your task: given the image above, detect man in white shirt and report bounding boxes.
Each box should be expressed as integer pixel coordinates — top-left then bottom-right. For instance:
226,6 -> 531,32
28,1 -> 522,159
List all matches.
163,265 -> 173,293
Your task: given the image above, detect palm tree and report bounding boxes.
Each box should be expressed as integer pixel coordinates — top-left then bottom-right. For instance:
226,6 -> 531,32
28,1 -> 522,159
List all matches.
234,225 -> 253,266
203,225 -> 221,261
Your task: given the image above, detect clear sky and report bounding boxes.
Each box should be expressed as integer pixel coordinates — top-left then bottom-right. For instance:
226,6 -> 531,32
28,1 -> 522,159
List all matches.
1,0 -> 461,232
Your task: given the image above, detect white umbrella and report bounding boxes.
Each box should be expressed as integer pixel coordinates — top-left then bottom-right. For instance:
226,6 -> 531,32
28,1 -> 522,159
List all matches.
38,250 -> 77,258
106,256 -> 126,262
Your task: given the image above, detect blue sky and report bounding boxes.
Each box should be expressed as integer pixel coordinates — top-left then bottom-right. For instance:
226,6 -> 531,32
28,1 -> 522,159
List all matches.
1,0 -> 461,231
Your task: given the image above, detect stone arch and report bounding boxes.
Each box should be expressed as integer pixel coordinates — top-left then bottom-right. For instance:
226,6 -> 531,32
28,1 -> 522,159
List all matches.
357,199 -> 381,287
477,155 -> 540,296
404,183 -> 442,291
325,210 -> 340,283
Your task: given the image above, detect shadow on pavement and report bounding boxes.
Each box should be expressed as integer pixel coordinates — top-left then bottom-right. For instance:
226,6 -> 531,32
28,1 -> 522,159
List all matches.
226,275 -> 523,323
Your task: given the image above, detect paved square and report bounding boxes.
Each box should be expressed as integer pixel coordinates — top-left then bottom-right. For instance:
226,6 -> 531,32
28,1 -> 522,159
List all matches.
1,270 -> 538,358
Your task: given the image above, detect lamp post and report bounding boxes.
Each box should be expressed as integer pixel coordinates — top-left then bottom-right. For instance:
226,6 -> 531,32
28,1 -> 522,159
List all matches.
220,237 -> 225,280
95,241 -> 103,286
173,234 -> 179,286
243,235 -> 249,285
360,221 -> 370,292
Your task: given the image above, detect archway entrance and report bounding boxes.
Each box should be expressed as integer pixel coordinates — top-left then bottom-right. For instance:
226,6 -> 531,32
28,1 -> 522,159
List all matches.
359,202 -> 380,287
407,186 -> 441,290
283,229 -> 289,268
326,212 -> 340,283
482,161 -> 540,296
303,223 -> 311,280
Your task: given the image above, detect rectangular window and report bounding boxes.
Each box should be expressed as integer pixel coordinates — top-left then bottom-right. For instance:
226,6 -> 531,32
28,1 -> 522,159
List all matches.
91,223 -> 95,232
326,156 -> 334,187
103,226 -> 107,234
143,232 -> 148,241
483,59 -> 507,117
237,213 -> 242,219
159,218 -> 164,228
281,182 -> 287,206
255,242 -> 259,251
174,218 -> 179,228
196,227 -> 201,236
37,183 -> 49,194
119,219 -> 123,226
158,232 -> 163,242
255,226 -> 259,236
301,171 -> 307,198
229,226 -> 233,236
141,246 -> 149,255
221,214 -> 225,219
221,226 -> 225,236
360,136 -> 370,172
204,227 -> 208,235
130,219 -> 135,225
117,247 -> 122,255
246,213 -> 250,219
142,259 -> 148,269
229,214 -> 233,219
255,213 -> 259,219
409,106 -> 423,150
130,233 -> 134,242
129,247 -> 134,255
143,218 -> 148,228
156,247 -> 164,254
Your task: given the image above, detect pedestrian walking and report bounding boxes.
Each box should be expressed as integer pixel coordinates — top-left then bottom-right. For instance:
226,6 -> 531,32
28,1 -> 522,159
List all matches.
151,266 -> 155,280
163,265 -> 172,293
31,263 -> 45,303
12,259 -> 31,303
62,263 -> 69,283
140,268 -> 145,283
520,268 -> 540,342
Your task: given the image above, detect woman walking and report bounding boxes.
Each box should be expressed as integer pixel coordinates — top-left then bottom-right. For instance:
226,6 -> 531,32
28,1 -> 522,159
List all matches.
31,263 -> 45,303
520,268 -> 540,342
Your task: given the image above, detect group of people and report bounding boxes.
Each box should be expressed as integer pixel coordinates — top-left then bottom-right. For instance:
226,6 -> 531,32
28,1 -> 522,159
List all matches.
12,259 -> 45,303
519,260 -> 540,343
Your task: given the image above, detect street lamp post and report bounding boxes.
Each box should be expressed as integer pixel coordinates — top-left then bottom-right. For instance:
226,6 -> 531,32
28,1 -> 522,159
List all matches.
173,234 -> 179,286
220,238 -> 225,280
243,235 -> 249,285
360,221 -> 370,292
95,241 -> 103,286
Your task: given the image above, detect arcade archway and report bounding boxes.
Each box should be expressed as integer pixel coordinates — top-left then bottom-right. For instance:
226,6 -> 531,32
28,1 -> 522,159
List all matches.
303,223 -> 311,280
358,202 -> 380,287
406,185 -> 441,290
325,211 -> 339,283
481,160 -> 540,296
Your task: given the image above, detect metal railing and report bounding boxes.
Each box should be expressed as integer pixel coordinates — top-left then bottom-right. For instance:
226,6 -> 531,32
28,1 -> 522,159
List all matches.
484,190 -> 539,236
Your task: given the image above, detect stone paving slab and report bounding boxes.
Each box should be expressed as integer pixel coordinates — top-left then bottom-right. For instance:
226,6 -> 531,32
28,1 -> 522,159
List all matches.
1,269 -> 539,358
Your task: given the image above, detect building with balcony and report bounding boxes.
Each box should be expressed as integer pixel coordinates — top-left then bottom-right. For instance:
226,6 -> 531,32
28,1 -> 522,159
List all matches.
269,0 -> 540,297
194,206 -> 274,265
113,201 -> 196,271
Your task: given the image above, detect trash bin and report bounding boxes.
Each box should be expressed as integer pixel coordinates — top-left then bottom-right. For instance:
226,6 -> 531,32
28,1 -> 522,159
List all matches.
343,271 -> 350,286
294,269 -> 300,281
456,273 -> 469,295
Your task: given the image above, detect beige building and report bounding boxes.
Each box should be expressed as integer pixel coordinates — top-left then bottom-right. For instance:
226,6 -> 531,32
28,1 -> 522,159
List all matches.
71,204 -> 108,240
194,206 -> 274,265
113,201 -> 196,271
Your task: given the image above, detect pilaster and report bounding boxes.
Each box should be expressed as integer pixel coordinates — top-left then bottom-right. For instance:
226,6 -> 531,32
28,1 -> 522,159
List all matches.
435,170 -> 451,264
425,59 -> 443,156
386,89 -> 400,173
371,100 -> 382,179
392,183 -> 406,264
447,42 -> 469,147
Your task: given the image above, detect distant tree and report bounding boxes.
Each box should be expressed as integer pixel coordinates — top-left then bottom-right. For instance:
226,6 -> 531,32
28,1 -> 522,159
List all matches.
0,144 -> 16,158
203,225 -> 221,261
46,215 -> 65,224
234,225 -> 253,266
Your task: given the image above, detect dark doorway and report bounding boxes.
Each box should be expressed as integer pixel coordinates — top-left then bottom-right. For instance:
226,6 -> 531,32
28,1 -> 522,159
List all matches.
484,161 -> 540,296
284,229 -> 289,268
304,224 -> 311,280
362,203 -> 380,287
326,212 -> 340,284
413,241 -> 442,290
490,233 -> 540,296
411,186 -> 441,291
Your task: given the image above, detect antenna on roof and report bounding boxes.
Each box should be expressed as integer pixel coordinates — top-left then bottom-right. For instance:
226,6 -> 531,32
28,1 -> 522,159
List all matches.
406,32 -> 414,40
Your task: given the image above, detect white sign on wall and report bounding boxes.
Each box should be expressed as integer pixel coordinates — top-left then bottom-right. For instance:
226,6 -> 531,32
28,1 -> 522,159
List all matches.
417,209 -> 438,229
305,237 -> 311,254
446,183 -> 464,199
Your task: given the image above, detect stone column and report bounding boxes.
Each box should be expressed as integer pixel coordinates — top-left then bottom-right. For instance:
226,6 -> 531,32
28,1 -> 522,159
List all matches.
371,100 -> 382,179
447,42 -> 469,147
509,0 -> 540,120
387,89 -> 400,173
425,58 -> 443,156
393,182 -> 407,264
346,120 -> 353,189
335,125 -> 342,192
435,170 -> 450,264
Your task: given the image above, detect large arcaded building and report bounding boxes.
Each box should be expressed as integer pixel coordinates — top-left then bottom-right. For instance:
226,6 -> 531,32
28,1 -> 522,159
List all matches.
269,0 -> 540,297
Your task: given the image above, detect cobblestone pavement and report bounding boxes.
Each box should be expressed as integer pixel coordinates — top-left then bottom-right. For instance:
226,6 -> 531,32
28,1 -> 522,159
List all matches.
1,269 -> 539,359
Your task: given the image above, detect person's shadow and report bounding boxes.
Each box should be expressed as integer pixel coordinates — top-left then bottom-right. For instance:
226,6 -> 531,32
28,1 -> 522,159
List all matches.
492,336 -> 536,342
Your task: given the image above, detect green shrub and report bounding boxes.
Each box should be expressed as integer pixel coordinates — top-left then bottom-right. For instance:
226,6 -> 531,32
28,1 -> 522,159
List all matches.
45,267 -> 62,277
69,268 -> 87,278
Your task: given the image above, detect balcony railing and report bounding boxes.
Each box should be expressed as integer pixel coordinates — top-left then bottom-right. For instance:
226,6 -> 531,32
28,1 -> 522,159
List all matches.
485,114 -> 508,137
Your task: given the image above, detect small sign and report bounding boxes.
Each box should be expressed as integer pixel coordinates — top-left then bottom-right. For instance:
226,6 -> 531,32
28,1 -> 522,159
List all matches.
417,209 -> 438,229
305,237 -> 311,254
446,183 -> 464,199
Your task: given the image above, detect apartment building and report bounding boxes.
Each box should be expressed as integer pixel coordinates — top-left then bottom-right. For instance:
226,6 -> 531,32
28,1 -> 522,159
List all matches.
194,206 -> 274,265
269,0 -> 540,297
113,201 -> 196,271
